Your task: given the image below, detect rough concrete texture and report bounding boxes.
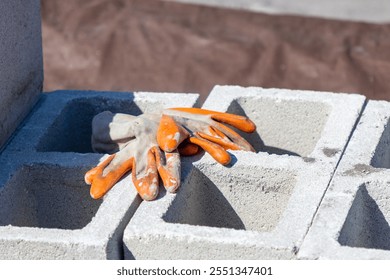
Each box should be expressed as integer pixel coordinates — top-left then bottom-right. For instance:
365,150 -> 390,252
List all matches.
0,0 -> 43,150
0,90 -> 199,259
123,86 -> 366,259
299,100 -> 390,259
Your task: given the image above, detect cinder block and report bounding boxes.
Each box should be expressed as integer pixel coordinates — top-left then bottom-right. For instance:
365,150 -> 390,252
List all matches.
299,100 -> 390,259
123,86 -> 365,259
0,90 -> 199,259
0,0 -> 43,150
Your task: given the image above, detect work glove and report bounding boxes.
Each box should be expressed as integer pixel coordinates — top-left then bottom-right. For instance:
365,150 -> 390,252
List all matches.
85,111 -> 180,201
158,108 -> 256,165
85,108 -> 256,201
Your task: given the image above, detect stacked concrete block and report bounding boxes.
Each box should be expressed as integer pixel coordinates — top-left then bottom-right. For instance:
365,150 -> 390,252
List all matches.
0,0 -> 43,150
0,90 -> 199,259
123,85 -> 366,259
299,100 -> 390,259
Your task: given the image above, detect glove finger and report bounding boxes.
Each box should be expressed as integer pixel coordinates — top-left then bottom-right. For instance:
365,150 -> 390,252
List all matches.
189,136 -> 231,165
91,136 -> 121,154
153,147 -> 181,193
85,154 -> 134,199
91,112 -> 135,145
208,125 -> 230,141
157,114 -> 189,152
168,107 -> 256,133
132,149 -> 159,201
197,131 -> 242,151
212,121 -> 255,152
91,111 -> 138,154
166,107 -> 255,151
178,141 -> 200,156
211,112 -> 256,133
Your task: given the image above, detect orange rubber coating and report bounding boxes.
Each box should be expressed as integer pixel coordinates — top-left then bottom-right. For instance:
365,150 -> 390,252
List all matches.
178,141 -> 200,156
132,149 -> 159,201
208,126 -> 230,141
85,154 -> 134,199
189,136 -> 231,165
170,107 -> 256,133
212,113 -> 256,133
157,114 -> 189,152
213,122 -> 255,152
197,131 -> 242,151
154,147 -> 180,193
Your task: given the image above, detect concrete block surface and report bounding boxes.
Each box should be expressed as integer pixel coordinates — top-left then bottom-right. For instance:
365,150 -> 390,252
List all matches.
299,100 -> 390,259
0,0 -> 43,150
123,86 -> 365,259
0,90 -> 199,259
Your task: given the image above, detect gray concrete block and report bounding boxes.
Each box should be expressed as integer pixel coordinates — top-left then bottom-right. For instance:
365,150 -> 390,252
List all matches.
0,90 -> 199,259
299,100 -> 390,259
123,86 -> 365,259
0,0 -> 43,150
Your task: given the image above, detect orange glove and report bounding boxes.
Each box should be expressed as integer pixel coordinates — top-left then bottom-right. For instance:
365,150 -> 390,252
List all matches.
85,108 -> 256,201
85,111 -> 180,201
157,108 -> 256,165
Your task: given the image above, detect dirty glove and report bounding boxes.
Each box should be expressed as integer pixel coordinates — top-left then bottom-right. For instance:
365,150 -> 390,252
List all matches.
84,111 -> 180,201
157,108 -> 256,165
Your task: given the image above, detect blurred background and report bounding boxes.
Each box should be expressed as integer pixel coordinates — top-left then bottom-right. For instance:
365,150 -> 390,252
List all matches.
41,0 -> 390,103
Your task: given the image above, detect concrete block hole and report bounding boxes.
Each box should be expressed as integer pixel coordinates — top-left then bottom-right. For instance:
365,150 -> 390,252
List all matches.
371,119 -> 390,168
163,165 -> 296,232
36,97 -> 145,153
226,97 -> 330,157
0,164 -> 101,230
338,181 -> 390,250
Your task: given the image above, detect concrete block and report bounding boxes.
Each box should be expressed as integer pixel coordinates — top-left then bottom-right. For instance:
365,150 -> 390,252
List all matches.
123,86 -> 365,259
299,100 -> 390,259
0,90 -> 199,259
0,0 -> 43,150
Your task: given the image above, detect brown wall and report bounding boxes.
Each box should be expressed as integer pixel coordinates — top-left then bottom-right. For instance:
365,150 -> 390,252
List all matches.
41,0 -> 390,103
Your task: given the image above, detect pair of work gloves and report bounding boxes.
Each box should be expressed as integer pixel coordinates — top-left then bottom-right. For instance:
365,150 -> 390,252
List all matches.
85,108 -> 256,201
